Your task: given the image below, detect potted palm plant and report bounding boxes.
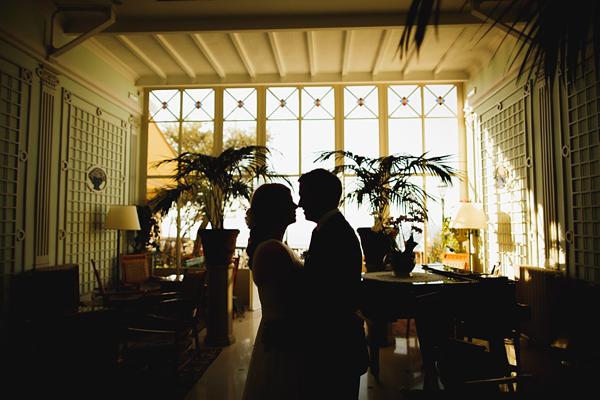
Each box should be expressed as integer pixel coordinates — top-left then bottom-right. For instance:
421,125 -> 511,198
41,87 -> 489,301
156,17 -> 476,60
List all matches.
149,145 -> 280,346
316,150 -> 457,276
150,146 -> 278,264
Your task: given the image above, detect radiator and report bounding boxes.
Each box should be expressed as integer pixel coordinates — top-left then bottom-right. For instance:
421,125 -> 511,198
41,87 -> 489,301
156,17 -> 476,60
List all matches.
516,266 -> 564,346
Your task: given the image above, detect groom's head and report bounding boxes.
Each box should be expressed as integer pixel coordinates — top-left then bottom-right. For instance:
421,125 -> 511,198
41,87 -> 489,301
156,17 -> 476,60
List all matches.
298,168 -> 342,222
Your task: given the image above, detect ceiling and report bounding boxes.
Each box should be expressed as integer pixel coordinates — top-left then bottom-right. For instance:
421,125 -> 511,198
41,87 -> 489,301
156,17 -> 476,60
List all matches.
50,0 -> 524,88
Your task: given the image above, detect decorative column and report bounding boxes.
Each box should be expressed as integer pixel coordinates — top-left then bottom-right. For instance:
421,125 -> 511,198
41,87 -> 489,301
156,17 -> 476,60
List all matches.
35,65 -> 58,267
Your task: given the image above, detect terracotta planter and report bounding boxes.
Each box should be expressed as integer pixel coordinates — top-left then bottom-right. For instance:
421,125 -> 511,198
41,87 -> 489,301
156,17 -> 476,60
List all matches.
197,229 -> 240,265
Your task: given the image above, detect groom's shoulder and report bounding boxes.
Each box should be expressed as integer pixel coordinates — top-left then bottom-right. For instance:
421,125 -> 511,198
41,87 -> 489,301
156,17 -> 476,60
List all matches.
323,213 -> 357,236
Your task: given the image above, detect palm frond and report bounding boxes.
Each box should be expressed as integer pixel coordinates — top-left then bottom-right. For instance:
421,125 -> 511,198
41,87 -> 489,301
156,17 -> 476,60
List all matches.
316,150 -> 458,220
400,1 -> 599,88
148,145 -> 278,229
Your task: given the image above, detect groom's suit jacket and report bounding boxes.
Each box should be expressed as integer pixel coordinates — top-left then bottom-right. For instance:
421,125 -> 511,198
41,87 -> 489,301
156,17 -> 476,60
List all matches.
303,210 -> 368,374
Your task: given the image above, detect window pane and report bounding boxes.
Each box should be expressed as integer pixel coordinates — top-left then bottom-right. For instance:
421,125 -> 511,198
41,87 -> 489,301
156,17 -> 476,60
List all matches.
223,121 -> 257,148
302,86 -> 334,119
181,121 -> 214,154
424,84 -> 457,117
345,86 -> 378,119
302,120 -> 335,173
389,118 -> 422,156
342,176 -> 375,230
426,176 -> 461,262
425,118 -> 459,171
149,90 -> 180,122
183,89 -> 215,121
388,85 -> 422,117
267,120 -> 299,175
345,119 -> 379,158
285,180 -> 313,251
224,88 -> 257,120
267,87 -> 299,120
225,198 -> 251,250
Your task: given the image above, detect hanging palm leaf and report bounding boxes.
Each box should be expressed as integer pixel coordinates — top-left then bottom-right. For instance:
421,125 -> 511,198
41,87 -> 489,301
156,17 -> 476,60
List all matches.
399,0 -> 599,87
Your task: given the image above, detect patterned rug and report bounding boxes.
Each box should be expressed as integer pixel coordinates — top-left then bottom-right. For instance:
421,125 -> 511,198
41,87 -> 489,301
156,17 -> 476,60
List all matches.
119,347 -> 222,400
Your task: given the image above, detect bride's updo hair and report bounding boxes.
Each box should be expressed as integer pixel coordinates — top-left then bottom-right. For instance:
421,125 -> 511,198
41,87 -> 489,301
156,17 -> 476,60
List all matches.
245,183 -> 293,268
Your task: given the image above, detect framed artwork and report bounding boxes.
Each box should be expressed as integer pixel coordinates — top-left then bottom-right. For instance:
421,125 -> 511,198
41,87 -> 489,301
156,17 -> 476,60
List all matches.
87,165 -> 107,192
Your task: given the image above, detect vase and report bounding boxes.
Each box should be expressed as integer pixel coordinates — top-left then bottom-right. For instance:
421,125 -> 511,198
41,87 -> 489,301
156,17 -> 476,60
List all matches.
384,250 -> 416,278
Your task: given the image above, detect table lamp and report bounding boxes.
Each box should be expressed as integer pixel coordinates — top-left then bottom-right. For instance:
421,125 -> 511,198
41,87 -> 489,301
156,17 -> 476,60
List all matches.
105,205 -> 141,281
450,202 -> 486,272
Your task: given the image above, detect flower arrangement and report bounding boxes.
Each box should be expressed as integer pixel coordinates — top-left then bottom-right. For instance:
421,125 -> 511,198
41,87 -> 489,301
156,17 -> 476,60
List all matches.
372,209 -> 425,248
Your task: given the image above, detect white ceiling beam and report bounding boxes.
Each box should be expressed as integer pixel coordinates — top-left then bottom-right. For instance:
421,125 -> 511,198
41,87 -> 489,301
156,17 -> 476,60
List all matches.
372,29 -> 393,77
470,1 -> 532,43
230,32 -> 256,81
342,30 -> 353,78
268,32 -> 285,79
190,34 -> 225,81
434,28 -> 466,76
117,35 -> 167,80
66,13 -> 484,35
306,31 -> 316,79
83,38 -> 139,82
155,34 -> 195,79
48,5 -> 116,58
402,30 -> 432,75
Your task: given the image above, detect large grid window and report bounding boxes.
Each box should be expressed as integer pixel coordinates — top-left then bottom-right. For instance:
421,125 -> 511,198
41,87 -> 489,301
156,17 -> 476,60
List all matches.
147,89 -> 217,267
147,84 -> 462,265
387,85 -> 461,263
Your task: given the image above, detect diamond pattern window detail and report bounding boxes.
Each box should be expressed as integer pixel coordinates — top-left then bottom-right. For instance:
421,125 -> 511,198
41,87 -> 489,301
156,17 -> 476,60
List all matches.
424,85 -> 457,117
302,87 -> 334,119
267,87 -> 298,120
224,88 -> 257,121
149,90 -> 180,122
389,85 -> 421,117
345,86 -> 378,119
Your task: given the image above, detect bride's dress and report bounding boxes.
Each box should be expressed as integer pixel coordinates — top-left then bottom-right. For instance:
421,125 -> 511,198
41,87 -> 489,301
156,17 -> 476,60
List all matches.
242,239 -> 306,400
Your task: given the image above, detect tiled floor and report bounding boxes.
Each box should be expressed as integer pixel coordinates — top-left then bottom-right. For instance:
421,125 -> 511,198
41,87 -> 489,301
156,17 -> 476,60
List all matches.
185,310 -> 427,400
185,309 -> 595,399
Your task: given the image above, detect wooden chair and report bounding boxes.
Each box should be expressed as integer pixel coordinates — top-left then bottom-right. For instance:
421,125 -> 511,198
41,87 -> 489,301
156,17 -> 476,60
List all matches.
121,273 -> 207,386
415,284 -> 534,394
442,252 -> 469,270
129,271 -> 208,352
91,259 -> 145,307
122,309 -> 197,390
120,253 -> 153,284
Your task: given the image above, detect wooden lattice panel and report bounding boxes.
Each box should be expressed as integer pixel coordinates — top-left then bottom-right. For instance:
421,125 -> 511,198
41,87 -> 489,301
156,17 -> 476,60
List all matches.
61,90 -> 127,294
566,55 -> 600,283
0,58 -> 32,313
479,87 -> 531,274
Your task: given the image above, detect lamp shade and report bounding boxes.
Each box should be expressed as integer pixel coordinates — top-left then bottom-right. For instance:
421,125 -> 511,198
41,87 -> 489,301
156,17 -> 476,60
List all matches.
104,205 -> 141,230
451,202 -> 487,230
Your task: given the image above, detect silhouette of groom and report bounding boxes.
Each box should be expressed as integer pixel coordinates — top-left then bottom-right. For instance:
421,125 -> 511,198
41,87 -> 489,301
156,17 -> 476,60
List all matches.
298,168 -> 369,399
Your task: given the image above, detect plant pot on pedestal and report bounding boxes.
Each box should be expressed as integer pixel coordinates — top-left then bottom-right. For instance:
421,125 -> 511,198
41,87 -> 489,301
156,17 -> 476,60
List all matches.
199,228 -> 239,347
